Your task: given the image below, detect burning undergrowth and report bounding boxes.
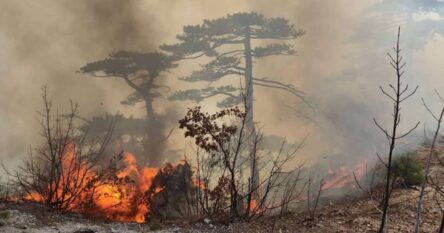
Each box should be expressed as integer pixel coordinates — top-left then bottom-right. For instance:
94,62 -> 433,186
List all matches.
321,162 -> 367,191
6,86 -> 373,226
8,87 -> 200,224
19,142 -> 195,223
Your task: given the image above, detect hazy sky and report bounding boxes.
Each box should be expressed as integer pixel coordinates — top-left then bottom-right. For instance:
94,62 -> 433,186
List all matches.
1,0 -> 444,171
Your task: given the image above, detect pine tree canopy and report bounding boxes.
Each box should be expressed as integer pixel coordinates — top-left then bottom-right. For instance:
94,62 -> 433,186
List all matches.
80,51 -> 177,106
161,12 -> 308,109
161,12 -> 304,58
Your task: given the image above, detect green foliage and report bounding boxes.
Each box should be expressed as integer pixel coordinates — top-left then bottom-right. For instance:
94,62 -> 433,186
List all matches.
392,152 -> 424,187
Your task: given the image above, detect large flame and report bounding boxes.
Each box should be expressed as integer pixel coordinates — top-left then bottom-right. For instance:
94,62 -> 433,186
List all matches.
24,144 -> 161,223
93,151 -> 159,223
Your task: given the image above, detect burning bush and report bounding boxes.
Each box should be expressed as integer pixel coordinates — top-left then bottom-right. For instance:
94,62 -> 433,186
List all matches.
8,87 -> 186,223
10,87 -> 112,212
9,87 -> 305,223
90,151 -> 160,223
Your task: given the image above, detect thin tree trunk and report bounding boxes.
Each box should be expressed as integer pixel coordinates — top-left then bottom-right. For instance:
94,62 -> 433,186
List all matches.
243,24 -> 260,197
377,26 -> 419,233
415,106 -> 444,233
379,27 -> 402,233
143,98 -> 161,166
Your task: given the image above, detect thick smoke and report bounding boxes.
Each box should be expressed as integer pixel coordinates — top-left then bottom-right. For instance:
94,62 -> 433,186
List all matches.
1,0 -> 444,174
251,0 -> 444,168
0,0 -> 161,166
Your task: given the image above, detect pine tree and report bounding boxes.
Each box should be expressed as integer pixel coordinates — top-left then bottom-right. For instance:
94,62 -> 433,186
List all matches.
162,12 -> 306,194
80,51 -> 177,166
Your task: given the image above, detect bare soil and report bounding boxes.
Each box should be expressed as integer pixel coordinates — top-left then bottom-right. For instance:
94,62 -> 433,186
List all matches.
0,184 -> 441,233
1,146 -> 443,232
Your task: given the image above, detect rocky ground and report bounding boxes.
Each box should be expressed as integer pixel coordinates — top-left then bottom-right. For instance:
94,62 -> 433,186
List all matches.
0,185 -> 442,233
1,146 -> 443,232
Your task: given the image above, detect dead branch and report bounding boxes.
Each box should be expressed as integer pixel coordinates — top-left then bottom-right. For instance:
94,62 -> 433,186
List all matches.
415,96 -> 444,233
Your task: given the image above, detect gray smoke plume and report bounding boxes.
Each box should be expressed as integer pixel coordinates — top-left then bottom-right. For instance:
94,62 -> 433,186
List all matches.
1,0 -> 444,175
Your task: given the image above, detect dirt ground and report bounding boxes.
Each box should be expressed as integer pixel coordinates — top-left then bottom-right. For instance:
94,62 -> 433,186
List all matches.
0,185 -> 442,233
1,146 -> 443,232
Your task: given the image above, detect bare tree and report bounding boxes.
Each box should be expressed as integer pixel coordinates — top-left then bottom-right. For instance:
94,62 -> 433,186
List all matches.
10,86 -> 113,211
374,26 -> 419,233
179,94 -> 306,219
415,92 -> 444,233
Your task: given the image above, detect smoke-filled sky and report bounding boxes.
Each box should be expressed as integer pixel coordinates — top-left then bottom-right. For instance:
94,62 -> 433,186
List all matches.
1,0 -> 444,171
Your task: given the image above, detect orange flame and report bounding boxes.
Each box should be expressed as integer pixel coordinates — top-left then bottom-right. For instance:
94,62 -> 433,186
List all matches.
92,151 -> 159,223
24,144 -> 162,223
322,162 -> 367,190
249,199 -> 258,212
192,177 -> 206,190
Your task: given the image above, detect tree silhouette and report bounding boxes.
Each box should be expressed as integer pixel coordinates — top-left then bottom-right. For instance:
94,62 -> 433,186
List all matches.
162,12 -> 306,193
80,51 -> 177,166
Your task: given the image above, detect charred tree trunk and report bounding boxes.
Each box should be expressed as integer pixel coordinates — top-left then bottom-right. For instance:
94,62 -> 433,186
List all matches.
143,97 -> 163,167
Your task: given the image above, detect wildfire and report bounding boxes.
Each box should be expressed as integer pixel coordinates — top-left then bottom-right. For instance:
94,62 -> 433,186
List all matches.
249,199 -> 258,212
24,144 -> 162,223
191,177 -> 206,190
322,162 -> 367,190
92,151 -> 159,223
